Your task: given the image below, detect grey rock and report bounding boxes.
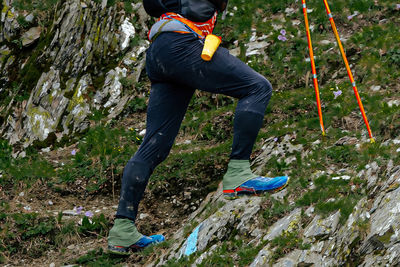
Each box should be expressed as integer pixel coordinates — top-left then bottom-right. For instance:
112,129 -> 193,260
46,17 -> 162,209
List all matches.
365,161 -> 379,190
331,175 -> 351,180
284,156 -> 296,165
335,136 -> 358,146
381,167 -> 400,192
312,139 -> 321,146
250,228 -> 264,243
370,85 -> 381,92
139,213 -> 149,220
360,253 -> 384,267
1,0 -> 151,148
0,45 -> 11,70
123,42 -> 148,66
274,250 -> 337,267
271,188 -> 288,201
22,68 -> 69,145
310,241 -> 325,253
284,7 -> 296,15
360,243 -> 400,266
101,0 -> 108,9
1,1 -> 20,42
386,159 -> 394,175
304,211 -> 340,239
250,244 -> 271,267
325,197 -> 369,264
120,18 -> 135,51
245,41 -> 270,56
25,13 -> 35,23
153,185 -> 261,266
192,244 -> 218,266
21,27 -> 41,46
388,100 -> 400,107
63,210 -> 78,216
319,40 -> 332,45
305,206 -> 314,217
61,74 -> 92,135
253,134 -> 303,175
94,67 -> 127,110
229,47 -> 240,57
1,54 -> 14,84
263,208 -> 302,241
360,178 -> 400,254
177,196 -> 262,258
382,243 -> 400,266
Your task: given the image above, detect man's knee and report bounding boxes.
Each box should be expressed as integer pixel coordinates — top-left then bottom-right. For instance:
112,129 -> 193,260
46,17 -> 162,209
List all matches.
248,77 -> 272,107
256,77 -> 273,100
134,132 -> 173,169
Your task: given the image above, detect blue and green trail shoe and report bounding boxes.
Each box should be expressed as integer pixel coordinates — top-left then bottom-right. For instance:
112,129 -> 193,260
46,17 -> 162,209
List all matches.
222,159 -> 289,199
223,176 -> 289,199
107,218 -> 165,255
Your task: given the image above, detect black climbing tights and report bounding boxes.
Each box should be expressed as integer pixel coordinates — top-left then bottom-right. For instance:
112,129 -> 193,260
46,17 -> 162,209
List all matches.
116,32 -> 272,221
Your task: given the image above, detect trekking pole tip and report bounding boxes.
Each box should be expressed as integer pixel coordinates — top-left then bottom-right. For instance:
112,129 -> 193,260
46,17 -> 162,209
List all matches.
370,138 -> 375,144
322,131 -> 326,137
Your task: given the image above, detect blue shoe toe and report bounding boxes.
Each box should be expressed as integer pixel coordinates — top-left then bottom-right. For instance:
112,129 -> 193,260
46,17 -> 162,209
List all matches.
241,176 -> 289,191
134,234 -> 165,248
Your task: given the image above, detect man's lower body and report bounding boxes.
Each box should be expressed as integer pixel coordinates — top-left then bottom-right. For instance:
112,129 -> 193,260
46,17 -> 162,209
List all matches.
108,32 -> 288,254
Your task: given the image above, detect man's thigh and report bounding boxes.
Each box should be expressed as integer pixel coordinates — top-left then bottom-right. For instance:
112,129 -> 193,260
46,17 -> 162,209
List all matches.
147,32 -> 268,99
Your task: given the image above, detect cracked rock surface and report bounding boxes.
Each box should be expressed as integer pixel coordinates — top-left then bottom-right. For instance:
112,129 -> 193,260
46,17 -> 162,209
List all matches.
0,0 -> 149,148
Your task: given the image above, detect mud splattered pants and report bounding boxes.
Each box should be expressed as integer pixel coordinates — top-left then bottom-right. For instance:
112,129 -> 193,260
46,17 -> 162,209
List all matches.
116,32 -> 272,221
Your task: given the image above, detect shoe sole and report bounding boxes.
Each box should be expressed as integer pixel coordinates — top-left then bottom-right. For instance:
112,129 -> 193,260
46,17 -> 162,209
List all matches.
108,242 -> 160,256
223,177 -> 290,200
108,244 -> 145,256
108,247 -> 131,256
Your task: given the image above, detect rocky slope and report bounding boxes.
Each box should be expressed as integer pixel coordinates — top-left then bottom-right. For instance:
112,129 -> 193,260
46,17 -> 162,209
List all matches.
150,139 -> 400,266
1,0 -> 150,150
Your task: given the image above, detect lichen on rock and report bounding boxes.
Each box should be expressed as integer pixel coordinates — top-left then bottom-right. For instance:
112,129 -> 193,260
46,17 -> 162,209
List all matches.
1,0 -> 150,148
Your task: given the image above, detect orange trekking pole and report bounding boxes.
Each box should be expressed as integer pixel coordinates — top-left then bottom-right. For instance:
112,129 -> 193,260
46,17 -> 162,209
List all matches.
301,0 -> 325,136
322,0 -> 375,143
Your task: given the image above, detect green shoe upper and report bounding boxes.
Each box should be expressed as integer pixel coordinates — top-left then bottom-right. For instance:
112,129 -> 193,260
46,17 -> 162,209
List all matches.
108,218 -> 143,247
223,159 -> 258,191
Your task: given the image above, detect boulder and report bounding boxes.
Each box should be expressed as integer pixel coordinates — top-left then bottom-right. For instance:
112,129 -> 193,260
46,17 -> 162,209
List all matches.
21,27 -> 41,47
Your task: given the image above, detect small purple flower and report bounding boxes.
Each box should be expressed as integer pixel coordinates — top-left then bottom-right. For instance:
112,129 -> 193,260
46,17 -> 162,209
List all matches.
75,206 -> 83,214
280,29 -> 286,36
273,137 -> 278,142
278,35 -> 287,42
333,90 -> 342,99
71,149 -> 76,156
85,211 -> 94,218
396,4 -> 400,10
347,15 -> 354,20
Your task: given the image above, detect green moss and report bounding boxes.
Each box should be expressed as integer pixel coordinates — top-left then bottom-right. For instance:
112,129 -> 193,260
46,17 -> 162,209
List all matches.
262,198 -> 293,226
93,75 -> 105,89
19,27 -> 55,93
269,231 -> 311,263
377,228 -> 394,245
0,48 -> 10,56
1,2 -> 8,15
26,106 -> 53,137
94,25 -> 101,43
